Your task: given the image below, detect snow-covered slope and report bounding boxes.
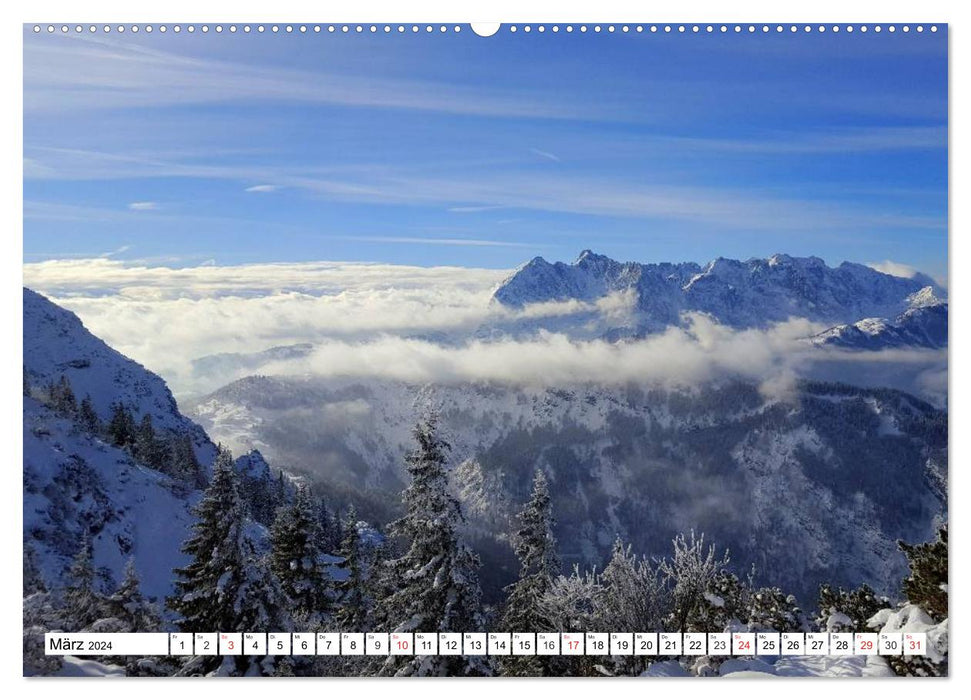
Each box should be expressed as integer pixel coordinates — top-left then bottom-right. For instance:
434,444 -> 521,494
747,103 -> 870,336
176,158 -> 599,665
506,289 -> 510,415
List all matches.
23,288 -> 217,463
23,396 -> 198,601
811,287 -> 947,350
188,376 -> 946,604
21,288 -> 231,604
493,251 -> 943,339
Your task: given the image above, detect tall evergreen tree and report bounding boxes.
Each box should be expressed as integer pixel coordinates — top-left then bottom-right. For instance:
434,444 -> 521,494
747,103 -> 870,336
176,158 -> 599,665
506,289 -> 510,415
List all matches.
104,559 -> 162,633
501,470 -> 560,634
64,537 -> 103,630
380,418 -> 487,676
169,450 -> 288,676
335,506 -> 369,632
269,483 -> 331,622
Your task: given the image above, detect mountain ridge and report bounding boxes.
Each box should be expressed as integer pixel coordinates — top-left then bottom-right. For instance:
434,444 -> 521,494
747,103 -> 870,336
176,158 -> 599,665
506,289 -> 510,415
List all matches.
493,251 -> 944,339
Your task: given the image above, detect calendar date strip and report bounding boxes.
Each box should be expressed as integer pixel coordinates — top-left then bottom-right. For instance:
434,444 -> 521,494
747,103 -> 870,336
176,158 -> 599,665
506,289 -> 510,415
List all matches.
46,631 -> 926,657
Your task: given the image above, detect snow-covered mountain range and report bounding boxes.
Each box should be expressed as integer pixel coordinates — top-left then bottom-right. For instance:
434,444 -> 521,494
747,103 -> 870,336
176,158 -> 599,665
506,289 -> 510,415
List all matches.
492,251 -> 946,347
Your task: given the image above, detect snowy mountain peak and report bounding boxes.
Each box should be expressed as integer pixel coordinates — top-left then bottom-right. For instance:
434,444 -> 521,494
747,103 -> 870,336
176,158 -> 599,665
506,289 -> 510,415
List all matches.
907,286 -> 946,309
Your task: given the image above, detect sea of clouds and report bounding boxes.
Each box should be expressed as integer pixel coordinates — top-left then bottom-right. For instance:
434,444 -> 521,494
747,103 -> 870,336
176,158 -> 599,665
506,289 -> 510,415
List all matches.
23,258 -> 947,406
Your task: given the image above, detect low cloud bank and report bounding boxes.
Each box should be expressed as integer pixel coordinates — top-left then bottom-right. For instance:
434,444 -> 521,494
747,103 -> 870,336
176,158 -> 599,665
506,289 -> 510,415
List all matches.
24,258 -> 947,405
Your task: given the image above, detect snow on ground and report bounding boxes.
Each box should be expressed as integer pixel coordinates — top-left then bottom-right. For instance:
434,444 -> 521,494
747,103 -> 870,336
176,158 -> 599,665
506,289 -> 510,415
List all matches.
23,396 -> 198,601
55,657 -> 127,677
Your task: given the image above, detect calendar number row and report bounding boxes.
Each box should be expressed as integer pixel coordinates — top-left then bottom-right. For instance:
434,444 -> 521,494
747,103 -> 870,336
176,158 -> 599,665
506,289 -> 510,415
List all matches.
48,631 -> 927,657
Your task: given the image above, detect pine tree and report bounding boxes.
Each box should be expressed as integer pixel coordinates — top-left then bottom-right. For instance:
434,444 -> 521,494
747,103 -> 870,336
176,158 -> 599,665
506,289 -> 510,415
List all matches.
498,470 -> 561,679
104,559 -> 161,633
168,448 -> 247,633
316,498 -> 337,552
23,542 -> 46,596
170,433 -> 204,488
135,413 -> 169,470
269,483 -> 331,622
234,540 -> 290,635
747,586 -> 804,632
335,506 -> 369,632
169,445 -> 289,671
380,418 -> 487,676
899,526 -> 947,621
815,583 -> 888,632
501,470 -> 560,632
64,538 -> 103,630
107,403 -> 136,448
77,395 -> 101,434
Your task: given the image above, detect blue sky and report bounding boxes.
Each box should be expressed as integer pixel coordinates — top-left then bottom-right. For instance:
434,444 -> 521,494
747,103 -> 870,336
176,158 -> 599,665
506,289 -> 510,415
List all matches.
23,25 -> 948,279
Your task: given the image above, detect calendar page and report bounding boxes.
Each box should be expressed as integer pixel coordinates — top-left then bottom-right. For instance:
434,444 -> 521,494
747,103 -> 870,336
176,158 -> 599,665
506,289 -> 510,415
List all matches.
22,18 -> 948,679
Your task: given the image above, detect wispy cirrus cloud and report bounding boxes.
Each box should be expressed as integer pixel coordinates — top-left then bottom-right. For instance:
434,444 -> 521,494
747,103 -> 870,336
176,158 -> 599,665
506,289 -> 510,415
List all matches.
128,201 -> 158,211
23,34 -> 601,121
245,184 -> 280,193
22,147 -> 945,234
529,147 -> 561,162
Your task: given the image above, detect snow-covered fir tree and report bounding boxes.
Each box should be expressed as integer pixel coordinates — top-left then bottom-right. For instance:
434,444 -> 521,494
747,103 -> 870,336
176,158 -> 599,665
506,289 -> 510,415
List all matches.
335,506 -> 369,632
64,537 -> 104,631
501,470 -> 560,631
815,582 -> 888,632
747,586 -> 805,632
499,470 -> 561,675
169,448 -> 288,674
379,417 -> 488,676
102,558 -> 162,633
269,483 -> 331,622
